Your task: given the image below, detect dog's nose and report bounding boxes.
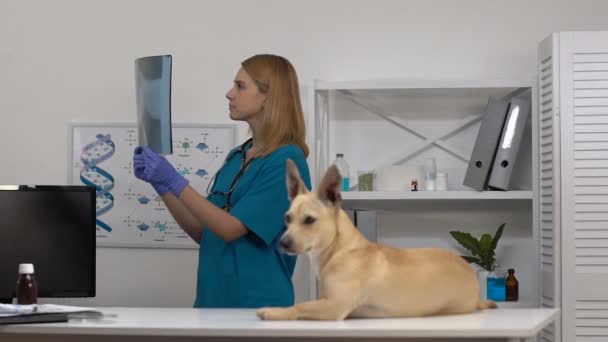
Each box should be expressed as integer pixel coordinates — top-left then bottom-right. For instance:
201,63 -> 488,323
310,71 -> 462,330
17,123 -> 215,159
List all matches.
280,236 -> 293,250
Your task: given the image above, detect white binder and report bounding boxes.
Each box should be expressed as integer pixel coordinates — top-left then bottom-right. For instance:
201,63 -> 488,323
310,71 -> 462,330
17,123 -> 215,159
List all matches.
487,96 -> 531,190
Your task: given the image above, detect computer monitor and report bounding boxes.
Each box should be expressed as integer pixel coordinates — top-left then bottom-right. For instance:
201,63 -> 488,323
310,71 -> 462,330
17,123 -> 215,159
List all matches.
135,54 -> 173,155
0,185 -> 96,303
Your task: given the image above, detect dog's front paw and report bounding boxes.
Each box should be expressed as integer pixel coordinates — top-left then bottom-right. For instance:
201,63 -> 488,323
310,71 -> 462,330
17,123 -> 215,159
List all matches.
256,307 -> 296,320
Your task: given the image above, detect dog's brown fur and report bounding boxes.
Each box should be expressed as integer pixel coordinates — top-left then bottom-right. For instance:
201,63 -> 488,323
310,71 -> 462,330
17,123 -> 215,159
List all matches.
256,160 -> 496,320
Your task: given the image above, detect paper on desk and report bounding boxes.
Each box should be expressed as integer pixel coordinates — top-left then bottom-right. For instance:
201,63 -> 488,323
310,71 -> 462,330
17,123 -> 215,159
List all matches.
0,304 -> 99,317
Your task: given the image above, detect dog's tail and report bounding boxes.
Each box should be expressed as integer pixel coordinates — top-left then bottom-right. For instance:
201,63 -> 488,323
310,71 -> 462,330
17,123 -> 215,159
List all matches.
478,300 -> 498,310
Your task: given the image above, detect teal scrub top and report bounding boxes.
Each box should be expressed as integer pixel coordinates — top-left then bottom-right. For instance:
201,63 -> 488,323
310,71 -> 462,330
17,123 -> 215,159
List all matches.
194,141 -> 311,308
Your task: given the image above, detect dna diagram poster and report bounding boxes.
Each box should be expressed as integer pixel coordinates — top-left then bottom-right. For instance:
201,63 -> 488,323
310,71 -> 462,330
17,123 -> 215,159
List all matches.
69,123 -> 237,248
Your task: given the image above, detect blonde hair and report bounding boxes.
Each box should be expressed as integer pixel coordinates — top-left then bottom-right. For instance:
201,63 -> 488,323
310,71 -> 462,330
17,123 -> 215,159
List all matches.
241,54 -> 309,158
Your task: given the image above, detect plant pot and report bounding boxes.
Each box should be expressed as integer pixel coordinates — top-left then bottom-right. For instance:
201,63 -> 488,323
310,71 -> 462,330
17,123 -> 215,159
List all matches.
477,270 -> 489,300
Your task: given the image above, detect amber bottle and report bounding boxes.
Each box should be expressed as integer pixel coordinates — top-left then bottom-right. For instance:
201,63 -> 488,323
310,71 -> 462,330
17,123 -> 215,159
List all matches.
16,263 -> 38,305
505,268 -> 519,301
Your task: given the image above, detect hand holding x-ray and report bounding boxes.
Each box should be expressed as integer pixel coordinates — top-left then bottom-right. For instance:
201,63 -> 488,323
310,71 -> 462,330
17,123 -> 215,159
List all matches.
133,146 -> 189,197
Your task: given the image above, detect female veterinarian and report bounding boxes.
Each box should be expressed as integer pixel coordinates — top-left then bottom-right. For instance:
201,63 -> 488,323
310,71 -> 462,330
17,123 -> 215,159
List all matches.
133,54 -> 311,308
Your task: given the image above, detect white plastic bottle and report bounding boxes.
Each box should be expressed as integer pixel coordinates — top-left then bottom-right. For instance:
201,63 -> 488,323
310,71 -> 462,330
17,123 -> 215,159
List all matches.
333,153 -> 350,191
424,158 -> 436,191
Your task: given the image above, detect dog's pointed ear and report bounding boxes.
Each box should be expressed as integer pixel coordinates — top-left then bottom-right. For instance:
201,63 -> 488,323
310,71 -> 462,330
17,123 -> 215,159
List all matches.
318,164 -> 342,206
286,159 -> 307,201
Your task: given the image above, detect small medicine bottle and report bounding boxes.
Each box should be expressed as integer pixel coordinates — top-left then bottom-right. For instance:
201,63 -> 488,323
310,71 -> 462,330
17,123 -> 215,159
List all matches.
16,263 -> 38,304
505,268 -> 519,301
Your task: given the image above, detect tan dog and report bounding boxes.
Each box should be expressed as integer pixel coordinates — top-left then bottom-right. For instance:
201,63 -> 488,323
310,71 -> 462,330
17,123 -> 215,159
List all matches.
256,160 -> 497,321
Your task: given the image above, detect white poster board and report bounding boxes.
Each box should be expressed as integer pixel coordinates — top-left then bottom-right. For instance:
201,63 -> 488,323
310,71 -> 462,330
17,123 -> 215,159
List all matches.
68,122 -> 237,248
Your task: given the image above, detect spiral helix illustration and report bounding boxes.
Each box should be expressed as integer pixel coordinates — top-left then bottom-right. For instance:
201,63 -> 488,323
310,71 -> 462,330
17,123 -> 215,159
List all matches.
80,133 -> 116,232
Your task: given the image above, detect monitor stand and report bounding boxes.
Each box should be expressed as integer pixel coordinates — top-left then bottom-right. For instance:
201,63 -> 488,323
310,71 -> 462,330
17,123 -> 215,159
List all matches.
0,298 -> 13,304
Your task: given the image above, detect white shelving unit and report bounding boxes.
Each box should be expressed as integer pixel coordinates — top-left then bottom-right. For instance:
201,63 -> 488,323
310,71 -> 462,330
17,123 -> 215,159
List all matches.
312,79 -> 536,186
308,77 -> 539,310
342,190 -> 533,201
341,191 -> 533,212
496,300 -> 538,309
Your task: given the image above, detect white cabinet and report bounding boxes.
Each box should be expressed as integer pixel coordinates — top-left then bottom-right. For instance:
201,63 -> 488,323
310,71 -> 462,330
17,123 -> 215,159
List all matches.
539,31 -> 608,342
310,79 -> 539,309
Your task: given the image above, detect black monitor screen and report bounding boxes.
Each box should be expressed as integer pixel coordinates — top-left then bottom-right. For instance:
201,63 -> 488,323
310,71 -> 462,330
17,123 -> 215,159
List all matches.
0,185 -> 96,300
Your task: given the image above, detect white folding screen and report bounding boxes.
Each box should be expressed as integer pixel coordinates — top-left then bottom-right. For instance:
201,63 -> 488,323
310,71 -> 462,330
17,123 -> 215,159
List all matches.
541,31 -> 608,342
538,33 -> 562,342
562,31 -> 608,342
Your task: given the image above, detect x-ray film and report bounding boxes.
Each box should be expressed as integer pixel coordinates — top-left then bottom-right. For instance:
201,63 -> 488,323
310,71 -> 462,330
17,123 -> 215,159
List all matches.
134,55 -> 173,155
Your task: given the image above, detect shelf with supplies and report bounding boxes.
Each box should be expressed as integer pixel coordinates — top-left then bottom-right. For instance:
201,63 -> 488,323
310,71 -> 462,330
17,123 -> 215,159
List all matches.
309,77 -> 539,311
311,78 -> 536,195
340,190 -> 533,211
495,300 -> 538,309
342,190 -> 533,201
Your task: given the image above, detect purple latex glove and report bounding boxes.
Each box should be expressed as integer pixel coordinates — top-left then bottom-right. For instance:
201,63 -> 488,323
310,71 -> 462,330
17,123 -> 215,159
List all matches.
133,150 -> 170,195
133,146 -> 189,197
151,182 -> 170,196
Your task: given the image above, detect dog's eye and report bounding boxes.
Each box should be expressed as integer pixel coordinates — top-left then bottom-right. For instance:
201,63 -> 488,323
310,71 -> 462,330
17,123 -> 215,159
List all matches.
303,216 -> 316,225
285,214 -> 292,224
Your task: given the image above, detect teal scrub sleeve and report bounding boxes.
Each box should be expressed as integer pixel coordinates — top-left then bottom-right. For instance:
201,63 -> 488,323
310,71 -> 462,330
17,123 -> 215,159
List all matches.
230,151 -> 309,246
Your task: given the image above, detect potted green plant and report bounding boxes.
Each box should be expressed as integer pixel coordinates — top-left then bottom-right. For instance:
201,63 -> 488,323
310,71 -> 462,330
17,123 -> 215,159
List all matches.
449,223 -> 506,299
449,223 -> 505,271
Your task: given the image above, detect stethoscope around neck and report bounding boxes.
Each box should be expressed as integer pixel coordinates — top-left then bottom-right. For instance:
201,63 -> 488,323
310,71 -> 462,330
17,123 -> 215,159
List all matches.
205,138 -> 255,211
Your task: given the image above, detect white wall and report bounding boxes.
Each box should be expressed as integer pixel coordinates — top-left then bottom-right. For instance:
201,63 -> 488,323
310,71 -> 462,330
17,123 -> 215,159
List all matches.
2,0 -> 608,307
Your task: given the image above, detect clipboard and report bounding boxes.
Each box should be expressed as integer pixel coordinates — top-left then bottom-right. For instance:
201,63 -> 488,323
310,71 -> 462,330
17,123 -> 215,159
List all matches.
0,304 -> 103,325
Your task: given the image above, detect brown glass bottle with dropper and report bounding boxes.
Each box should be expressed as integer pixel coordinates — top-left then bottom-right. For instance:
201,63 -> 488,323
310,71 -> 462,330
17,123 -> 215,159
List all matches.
505,268 -> 519,301
16,263 -> 38,304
